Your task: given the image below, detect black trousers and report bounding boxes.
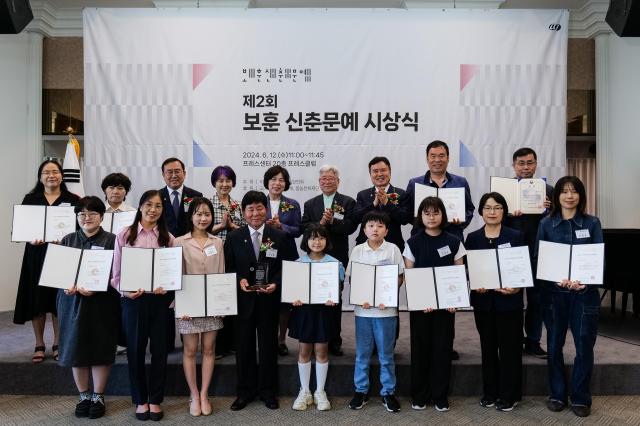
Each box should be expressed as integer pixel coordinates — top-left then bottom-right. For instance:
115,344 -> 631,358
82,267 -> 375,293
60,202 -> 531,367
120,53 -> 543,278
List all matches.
216,316 -> 236,355
473,309 -> 523,404
122,293 -> 172,405
409,310 -> 455,405
235,298 -> 279,399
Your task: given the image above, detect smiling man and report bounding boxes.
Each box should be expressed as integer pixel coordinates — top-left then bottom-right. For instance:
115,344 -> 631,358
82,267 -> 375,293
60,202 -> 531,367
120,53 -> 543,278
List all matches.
158,157 -> 203,238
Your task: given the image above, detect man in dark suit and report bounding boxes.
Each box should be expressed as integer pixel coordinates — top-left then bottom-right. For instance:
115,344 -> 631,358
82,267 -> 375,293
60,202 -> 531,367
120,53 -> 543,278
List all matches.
354,156 -> 412,252
224,191 -> 295,411
158,157 -> 202,351
300,165 -> 357,356
158,157 -> 203,238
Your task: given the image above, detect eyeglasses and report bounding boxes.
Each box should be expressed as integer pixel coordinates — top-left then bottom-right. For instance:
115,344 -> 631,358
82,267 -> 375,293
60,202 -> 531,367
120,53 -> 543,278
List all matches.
41,171 -> 61,176
483,206 -> 504,212
77,212 -> 100,219
515,161 -> 536,167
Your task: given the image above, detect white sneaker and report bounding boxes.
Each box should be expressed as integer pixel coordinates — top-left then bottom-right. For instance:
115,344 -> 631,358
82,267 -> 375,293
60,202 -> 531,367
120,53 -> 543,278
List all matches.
314,390 -> 331,411
292,388 -> 313,411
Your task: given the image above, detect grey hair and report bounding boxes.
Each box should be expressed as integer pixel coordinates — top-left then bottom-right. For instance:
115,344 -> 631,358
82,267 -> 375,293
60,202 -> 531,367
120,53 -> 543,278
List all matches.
318,164 -> 340,178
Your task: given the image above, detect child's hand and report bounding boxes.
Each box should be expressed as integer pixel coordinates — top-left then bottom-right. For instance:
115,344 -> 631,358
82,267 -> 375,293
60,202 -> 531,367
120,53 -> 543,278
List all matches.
378,304 -> 386,310
362,302 -> 371,309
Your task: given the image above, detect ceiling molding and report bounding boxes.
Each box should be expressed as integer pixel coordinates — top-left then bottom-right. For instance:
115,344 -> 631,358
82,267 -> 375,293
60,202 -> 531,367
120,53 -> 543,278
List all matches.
568,0 -> 611,38
26,0 -> 84,37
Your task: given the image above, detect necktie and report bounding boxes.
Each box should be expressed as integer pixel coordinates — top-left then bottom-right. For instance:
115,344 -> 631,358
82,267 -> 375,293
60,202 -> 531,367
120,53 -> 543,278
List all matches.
252,230 -> 261,259
172,190 -> 180,218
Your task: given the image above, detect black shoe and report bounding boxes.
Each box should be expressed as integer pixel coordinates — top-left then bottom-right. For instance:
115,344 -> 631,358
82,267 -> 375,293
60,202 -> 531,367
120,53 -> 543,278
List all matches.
411,401 -> 427,410
149,411 -> 163,421
382,395 -> 401,412
230,396 -> 253,411
479,397 -> 495,408
571,405 -> 591,417
329,344 -> 343,357
278,343 -> 288,356
261,396 -> 279,410
451,350 -> 460,361
135,411 -> 150,421
546,399 -> 566,412
75,398 -> 92,418
495,400 -> 517,412
89,394 -> 106,419
434,400 -> 450,412
349,392 -> 369,410
524,342 -> 547,359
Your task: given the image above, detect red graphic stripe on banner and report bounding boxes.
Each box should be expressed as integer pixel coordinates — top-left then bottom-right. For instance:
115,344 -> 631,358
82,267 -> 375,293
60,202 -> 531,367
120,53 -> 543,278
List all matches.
193,64 -> 213,90
460,64 -> 479,92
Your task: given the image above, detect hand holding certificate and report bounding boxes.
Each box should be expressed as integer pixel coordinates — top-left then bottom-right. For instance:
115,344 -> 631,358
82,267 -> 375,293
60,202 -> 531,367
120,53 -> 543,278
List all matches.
467,246 -> 533,290
490,177 -> 546,214
175,273 -> 238,318
414,184 -> 466,222
11,205 -> 76,243
536,241 -> 604,285
282,261 -> 341,304
404,265 -> 469,310
39,244 -> 114,292
120,246 -> 183,292
349,263 -> 399,308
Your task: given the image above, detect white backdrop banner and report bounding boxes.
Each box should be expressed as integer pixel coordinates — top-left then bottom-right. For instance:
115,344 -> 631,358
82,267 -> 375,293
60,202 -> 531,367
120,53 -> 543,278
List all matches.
84,8 -> 568,216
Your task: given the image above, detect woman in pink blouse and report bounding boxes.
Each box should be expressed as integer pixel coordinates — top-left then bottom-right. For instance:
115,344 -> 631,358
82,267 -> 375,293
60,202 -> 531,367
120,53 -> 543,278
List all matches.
174,197 -> 225,417
111,190 -> 175,422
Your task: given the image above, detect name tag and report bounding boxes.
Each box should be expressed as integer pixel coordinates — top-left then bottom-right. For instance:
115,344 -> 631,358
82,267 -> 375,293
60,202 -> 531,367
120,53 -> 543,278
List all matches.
184,204 -> 189,213
437,246 -> 452,257
266,248 -> 278,258
498,243 -> 511,249
91,245 -> 104,250
204,245 -> 218,256
59,203 -> 71,207
333,212 -> 344,221
575,229 -> 590,239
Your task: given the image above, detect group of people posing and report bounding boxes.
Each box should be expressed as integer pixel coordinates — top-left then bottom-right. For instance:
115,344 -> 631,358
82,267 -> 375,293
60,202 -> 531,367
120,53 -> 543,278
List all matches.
13,140 -> 603,420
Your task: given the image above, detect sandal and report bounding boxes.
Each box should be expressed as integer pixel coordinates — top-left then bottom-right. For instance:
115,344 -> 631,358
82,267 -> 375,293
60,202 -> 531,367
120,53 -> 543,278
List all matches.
52,345 -> 59,362
32,346 -> 46,364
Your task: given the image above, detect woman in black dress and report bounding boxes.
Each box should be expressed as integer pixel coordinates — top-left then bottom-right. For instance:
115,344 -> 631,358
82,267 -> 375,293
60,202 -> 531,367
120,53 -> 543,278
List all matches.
57,196 -> 120,419
13,160 -> 79,363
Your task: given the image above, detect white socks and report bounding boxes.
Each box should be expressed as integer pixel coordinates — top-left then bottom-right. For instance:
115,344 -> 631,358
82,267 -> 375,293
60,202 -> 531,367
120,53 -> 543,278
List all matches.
316,361 -> 329,392
298,361 -> 312,392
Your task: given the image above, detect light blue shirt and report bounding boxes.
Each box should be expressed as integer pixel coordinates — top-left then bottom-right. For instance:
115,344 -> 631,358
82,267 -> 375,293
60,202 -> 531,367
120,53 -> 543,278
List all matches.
322,193 -> 336,210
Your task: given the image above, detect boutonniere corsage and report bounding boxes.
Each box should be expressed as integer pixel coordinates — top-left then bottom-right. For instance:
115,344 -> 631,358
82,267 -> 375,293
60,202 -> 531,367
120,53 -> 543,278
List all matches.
279,201 -> 295,212
331,204 -> 345,214
260,238 -> 274,252
387,192 -> 400,205
183,197 -> 194,212
227,201 -> 240,213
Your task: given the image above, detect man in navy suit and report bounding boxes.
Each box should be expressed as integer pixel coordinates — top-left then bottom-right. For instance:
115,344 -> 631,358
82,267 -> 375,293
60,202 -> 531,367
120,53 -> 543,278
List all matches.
158,157 -> 203,238
354,156 -> 411,252
300,165 -> 357,356
224,191 -> 296,411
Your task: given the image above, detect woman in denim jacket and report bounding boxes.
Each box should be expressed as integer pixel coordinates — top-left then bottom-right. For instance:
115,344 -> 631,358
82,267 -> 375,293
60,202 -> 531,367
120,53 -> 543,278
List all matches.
535,176 -> 603,418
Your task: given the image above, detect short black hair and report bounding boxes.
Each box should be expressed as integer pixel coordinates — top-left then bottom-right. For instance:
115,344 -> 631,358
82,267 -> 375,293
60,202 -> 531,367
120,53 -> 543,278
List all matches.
361,211 -> 390,228
477,192 -> 509,218
211,165 -> 237,187
426,140 -> 449,156
300,223 -> 333,253
101,173 -> 132,193
368,156 -> 391,172
551,176 -> 587,216
74,196 -> 106,217
414,196 -> 448,230
241,190 -> 268,210
161,157 -> 185,173
186,197 -> 215,234
512,147 -> 537,162
263,165 -> 291,191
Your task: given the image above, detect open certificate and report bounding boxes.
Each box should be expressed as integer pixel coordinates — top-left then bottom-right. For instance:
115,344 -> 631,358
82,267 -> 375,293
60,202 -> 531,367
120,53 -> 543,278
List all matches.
175,273 -> 238,318
414,183 -> 465,222
11,205 -> 76,242
490,177 -> 546,214
119,246 -> 183,292
467,246 -> 533,290
404,268 -> 438,311
434,265 -> 470,309
537,241 -> 604,285
101,211 -> 136,235
281,261 -> 340,304
349,262 -> 399,307
39,244 -> 114,291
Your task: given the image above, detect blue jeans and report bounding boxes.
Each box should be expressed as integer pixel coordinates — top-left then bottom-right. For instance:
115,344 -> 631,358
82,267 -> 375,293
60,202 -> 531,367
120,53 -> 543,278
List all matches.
545,287 -> 600,406
354,316 -> 397,396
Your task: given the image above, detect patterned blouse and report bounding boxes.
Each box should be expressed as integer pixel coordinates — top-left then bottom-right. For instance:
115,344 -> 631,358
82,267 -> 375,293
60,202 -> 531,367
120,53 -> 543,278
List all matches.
211,192 -> 246,243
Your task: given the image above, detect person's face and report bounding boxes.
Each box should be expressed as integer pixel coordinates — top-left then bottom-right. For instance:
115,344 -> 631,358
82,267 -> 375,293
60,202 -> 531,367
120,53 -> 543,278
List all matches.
364,220 -> 388,244
244,202 -> 267,229
268,173 -> 286,197
76,209 -> 102,234
215,176 -> 234,196
426,146 -> 449,175
513,153 -> 537,179
558,183 -> 579,210
308,234 -> 327,254
319,171 -> 339,195
421,207 -> 443,230
192,204 -> 213,232
40,163 -> 62,190
369,161 -> 391,188
162,161 -> 185,190
481,197 -> 505,225
105,185 -> 127,205
140,195 -> 163,224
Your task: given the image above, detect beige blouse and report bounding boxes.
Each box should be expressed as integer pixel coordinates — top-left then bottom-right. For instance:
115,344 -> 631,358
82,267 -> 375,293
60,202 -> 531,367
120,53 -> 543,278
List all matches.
174,232 -> 225,274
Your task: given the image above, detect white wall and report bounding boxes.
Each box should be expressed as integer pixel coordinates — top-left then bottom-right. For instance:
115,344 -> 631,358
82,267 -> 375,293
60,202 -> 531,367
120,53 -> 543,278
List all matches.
0,33 -> 42,312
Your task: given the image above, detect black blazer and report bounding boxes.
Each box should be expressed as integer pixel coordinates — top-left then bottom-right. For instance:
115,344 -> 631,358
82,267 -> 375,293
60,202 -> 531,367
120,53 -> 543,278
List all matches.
224,225 -> 295,318
300,192 -> 357,267
353,184 -> 411,252
159,186 -> 203,238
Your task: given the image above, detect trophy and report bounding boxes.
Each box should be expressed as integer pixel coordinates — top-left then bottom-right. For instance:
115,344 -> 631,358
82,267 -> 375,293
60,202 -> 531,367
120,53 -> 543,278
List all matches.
247,262 -> 269,290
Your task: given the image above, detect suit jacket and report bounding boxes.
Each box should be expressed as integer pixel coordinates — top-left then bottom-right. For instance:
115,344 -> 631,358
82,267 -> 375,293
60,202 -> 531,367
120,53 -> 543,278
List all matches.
159,186 -> 203,238
224,225 -> 296,318
266,194 -> 302,256
353,184 -> 411,251
300,192 -> 357,267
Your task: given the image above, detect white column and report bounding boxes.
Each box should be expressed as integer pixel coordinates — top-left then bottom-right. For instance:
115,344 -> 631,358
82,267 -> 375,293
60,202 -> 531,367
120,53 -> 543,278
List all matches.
594,32 -> 610,226
26,32 -> 44,179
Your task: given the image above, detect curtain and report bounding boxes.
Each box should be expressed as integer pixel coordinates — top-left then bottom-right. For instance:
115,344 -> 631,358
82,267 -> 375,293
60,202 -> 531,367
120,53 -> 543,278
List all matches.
567,158 -> 597,215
